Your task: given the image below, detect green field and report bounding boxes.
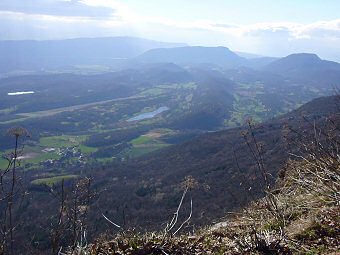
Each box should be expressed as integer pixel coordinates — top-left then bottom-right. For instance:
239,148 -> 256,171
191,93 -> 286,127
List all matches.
1,82 -> 200,169
128,144 -> 169,158
0,95 -> 144,125
40,135 -> 97,153
0,134 -> 99,171
31,175 -> 78,186
226,82 -> 270,127
130,135 -> 154,145
138,82 -> 197,97
40,135 -> 87,147
127,134 -> 169,158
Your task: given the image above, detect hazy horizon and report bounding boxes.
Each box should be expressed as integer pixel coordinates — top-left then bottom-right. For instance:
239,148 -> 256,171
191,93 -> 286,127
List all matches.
0,0 -> 340,61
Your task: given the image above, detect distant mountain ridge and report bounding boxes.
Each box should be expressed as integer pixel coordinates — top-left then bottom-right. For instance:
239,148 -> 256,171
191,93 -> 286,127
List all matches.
263,53 -> 340,87
0,37 -> 186,74
135,46 -> 248,68
1,36 -> 339,87
264,53 -> 340,74
235,51 -> 266,59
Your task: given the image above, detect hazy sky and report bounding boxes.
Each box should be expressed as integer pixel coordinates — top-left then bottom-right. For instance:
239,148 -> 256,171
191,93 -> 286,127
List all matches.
1,0 -> 339,60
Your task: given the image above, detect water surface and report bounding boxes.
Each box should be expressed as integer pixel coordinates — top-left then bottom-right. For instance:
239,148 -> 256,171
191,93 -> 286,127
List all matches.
128,107 -> 169,122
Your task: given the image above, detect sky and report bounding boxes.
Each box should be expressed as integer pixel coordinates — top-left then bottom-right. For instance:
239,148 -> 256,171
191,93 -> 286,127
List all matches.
0,0 -> 339,61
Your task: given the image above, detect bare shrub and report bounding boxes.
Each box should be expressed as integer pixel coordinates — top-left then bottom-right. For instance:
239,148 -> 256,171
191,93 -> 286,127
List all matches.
49,177 -> 93,254
0,127 -> 29,255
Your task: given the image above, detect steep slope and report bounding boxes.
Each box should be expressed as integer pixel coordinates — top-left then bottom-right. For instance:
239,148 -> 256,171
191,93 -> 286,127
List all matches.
285,95 -> 340,117
93,97 -> 339,254
81,152 -> 340,255
78,95 -> 339,229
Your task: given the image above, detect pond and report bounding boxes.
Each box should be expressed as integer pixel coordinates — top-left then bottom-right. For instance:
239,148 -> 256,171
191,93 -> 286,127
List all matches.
8,91 -> 35,96
127,106 -> 169,122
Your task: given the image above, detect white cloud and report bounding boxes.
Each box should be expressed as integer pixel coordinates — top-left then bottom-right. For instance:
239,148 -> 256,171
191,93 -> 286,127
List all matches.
0,1 -> 339,61
0,10 -> 94,23
79,0 -> 137,21
0,0 -> 115,18
239,19 -> 340,40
